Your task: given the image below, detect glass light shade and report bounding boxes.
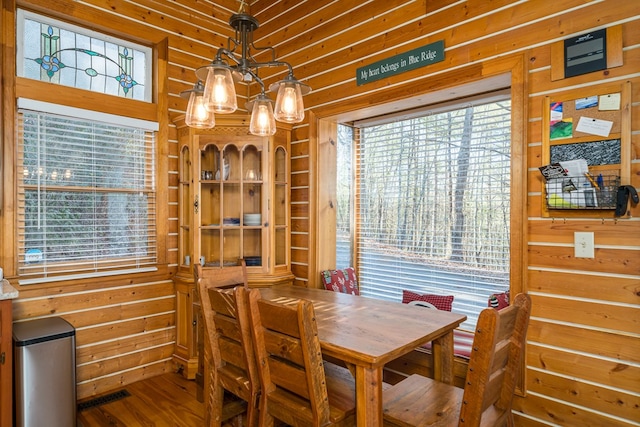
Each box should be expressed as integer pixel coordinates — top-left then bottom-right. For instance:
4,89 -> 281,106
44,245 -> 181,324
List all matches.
185,91 -> 215,128
203,66 -> 237,113
273,81 -> 305,123
249,96 -> 277,136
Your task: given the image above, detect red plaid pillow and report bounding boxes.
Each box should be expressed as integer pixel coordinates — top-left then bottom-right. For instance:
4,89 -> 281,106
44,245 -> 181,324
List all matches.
321,267 -> 359,295
402,290 -> 454,311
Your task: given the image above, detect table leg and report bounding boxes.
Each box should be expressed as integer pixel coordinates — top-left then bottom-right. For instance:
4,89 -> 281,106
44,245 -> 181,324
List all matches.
431,330 -> 455,384
355,365 -> 383,427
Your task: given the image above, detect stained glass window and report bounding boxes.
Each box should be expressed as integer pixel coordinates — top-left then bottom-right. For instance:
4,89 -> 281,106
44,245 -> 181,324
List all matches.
17,9 -> 151,102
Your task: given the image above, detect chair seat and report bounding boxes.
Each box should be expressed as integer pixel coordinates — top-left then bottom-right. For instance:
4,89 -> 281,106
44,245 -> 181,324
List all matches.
383,374 -> 463,427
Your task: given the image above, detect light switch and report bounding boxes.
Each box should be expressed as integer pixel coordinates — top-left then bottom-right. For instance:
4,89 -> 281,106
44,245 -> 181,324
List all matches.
574,232 -> 595,258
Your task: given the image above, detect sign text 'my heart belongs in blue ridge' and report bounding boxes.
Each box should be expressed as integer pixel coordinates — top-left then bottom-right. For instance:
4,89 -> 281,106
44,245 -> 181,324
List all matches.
356,40 -> 445,86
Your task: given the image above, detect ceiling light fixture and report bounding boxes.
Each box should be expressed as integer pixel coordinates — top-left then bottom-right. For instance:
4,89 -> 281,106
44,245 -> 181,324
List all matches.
181,2 -> 311,135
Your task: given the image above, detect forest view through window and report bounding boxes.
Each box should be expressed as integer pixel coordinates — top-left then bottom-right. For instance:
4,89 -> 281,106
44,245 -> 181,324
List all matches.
337,94 -> 511,329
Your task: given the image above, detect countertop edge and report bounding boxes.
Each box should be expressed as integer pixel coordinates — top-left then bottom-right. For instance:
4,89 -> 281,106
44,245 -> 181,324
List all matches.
0,279 -> 19,300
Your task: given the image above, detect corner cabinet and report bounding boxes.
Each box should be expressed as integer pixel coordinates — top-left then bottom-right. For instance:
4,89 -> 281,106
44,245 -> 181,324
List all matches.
172,115 -> 294,379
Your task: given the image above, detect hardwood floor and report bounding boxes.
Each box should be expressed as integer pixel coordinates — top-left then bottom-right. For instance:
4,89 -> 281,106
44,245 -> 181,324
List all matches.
77,373 -> 204,426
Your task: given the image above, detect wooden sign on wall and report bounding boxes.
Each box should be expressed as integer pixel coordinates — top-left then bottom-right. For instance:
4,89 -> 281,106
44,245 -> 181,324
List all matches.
356,40 -> 444,85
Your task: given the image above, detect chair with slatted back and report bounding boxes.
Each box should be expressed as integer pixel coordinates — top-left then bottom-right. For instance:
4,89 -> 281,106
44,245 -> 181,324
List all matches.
247,288 -> 357,427
383,293 -> 531,427
195,262 -> 259,427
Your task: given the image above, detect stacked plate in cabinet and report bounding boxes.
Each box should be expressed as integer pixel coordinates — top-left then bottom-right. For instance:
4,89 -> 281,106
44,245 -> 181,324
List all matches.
243,213 -> 261,226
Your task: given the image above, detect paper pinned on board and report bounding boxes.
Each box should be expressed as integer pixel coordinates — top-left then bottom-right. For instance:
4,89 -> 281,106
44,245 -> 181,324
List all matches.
576,116 -> 613,137
598,93 -> 620,111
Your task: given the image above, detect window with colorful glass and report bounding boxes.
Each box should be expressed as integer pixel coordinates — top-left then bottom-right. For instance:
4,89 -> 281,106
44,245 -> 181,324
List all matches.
17,9 -> 151,102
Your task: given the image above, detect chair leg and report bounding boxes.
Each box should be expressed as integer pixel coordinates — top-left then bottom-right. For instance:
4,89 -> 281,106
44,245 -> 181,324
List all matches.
245,396 -> 259,427
210,375 -> 225,426
258,399 -> 275,427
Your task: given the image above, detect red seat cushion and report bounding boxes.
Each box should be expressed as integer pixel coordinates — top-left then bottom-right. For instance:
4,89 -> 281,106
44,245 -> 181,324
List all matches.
321,267 -> 359,295
402,290 -> 454,312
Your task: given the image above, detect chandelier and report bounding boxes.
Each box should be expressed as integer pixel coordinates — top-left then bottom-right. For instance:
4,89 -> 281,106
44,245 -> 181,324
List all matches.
181,2 -> 311,136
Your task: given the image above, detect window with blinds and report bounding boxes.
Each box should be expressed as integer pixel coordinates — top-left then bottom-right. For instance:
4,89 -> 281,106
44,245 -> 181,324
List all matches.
17,102 -> 157,284
338,94 -> 511,330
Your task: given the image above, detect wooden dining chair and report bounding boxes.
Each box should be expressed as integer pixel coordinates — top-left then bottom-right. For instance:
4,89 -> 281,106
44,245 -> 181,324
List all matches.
383,293 -> 531,427
247,288 -> 357,427
195,262 -> 259,427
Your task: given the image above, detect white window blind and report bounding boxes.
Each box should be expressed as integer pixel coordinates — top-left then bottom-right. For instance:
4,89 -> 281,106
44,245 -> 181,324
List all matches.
347,97 -> 511,330
17,106 -> 157,284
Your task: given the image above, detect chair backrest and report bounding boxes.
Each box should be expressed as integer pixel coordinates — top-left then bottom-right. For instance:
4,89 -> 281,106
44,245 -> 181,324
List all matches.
458,293 -> 531,426
247,288 -> 332,426
194,259 -> 248,291
195,263 -> 259,426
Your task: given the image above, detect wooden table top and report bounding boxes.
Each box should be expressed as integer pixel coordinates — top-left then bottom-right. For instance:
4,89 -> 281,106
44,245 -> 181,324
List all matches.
258,286 -> 467,368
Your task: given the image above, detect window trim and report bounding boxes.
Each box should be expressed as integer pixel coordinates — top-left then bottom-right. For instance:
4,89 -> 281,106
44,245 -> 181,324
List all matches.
17,99 -> 159,131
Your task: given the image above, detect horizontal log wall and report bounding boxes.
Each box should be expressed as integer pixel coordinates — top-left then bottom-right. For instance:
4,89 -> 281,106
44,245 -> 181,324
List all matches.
249,0 -> 640,426
12,271 -> 176,398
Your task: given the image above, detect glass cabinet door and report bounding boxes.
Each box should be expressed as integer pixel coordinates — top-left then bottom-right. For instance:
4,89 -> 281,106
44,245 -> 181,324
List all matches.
242,145 -> 263,268
179,144 -> 192,267
197,142 -> 268,269
199,143 -> 221,266
274,146 -> 288,267
221,145 -> 241,265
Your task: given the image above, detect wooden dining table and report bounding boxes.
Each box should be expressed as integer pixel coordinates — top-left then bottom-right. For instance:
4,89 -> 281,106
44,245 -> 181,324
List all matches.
258,286 -> 467,427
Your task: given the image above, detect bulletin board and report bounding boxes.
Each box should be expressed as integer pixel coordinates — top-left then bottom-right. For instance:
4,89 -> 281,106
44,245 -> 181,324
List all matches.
541,81 -> 631,217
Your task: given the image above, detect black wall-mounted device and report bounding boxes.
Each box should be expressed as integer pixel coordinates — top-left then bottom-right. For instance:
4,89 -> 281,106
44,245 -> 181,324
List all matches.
615,185 -> 639,217
564,29 -> 607,78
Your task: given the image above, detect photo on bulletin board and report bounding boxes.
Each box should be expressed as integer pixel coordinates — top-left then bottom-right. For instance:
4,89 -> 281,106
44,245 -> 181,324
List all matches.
549,102 -> 573,140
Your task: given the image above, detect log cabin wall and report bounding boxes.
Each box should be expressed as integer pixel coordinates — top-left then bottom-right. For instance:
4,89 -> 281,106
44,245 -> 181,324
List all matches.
0,0 -> 637,424
246,1 -> 640,426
